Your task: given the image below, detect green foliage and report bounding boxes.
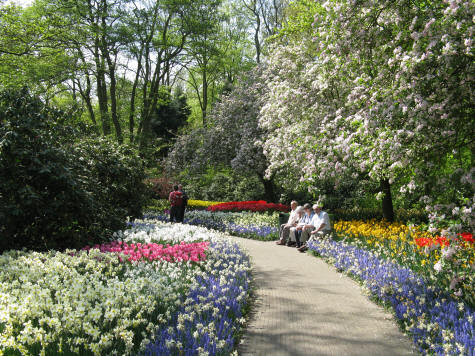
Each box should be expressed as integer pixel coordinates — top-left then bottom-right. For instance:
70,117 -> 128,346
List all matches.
178,166 -> 265,201
73,137 -> 149,231
0,3 -> 75,91
0,89 -> 148,252
146,199 -> 170,213
151,86 -> 191,144
272,0 -> 320,40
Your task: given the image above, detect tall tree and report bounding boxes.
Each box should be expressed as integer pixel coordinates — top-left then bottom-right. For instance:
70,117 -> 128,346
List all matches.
122,0 -> 202,148
239,0 -> 285,63
39,0 -> 125,140
184,0 -> 224,126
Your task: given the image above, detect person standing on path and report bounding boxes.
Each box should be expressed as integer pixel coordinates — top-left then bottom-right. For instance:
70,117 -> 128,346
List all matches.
168,185 -> 183,223
178,184 -> 188,223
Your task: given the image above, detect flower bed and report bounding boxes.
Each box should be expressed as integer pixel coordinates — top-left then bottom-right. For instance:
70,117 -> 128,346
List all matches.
146,199 -> 224,213
307,238 -> 475,355
333,219 -> 474,307
187,199 -> 224,210
207,200 -> 289,213
142,210 -> 279,241
83,240 -> 208,263
0,221 -> 251,355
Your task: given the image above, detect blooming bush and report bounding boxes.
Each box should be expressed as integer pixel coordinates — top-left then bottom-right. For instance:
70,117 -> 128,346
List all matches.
207,200 -> 289,213
307,238 -> 475,355
144,178 -> 173,200
0,221 -> 251,355
258,0 -> 474,220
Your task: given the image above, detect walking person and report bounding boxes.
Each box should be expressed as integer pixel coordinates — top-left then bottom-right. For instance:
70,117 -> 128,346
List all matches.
168,185 -> 183,223
177,184 -> 188,223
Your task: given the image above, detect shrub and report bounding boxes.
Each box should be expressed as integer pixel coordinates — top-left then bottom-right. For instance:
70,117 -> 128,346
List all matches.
0,89 -> 148,252
71,138 -> 149,236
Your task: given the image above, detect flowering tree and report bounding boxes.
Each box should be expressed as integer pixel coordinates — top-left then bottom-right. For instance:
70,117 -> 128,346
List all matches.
167,67 -> 277,200
259,0 -> 474,221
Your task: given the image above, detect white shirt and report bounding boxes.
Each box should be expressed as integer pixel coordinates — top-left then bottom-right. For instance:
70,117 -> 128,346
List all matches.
287,209 -> 299,225
310,211 -> 331,232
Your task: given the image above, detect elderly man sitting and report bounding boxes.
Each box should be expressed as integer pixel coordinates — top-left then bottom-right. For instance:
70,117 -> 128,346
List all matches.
285,206 -> 305,246
298,203 -> 331,252
289,203 -> 313,247
276,200 -> 299,245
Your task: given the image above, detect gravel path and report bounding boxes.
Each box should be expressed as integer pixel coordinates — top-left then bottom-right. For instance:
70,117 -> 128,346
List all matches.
236,238 -> 416,356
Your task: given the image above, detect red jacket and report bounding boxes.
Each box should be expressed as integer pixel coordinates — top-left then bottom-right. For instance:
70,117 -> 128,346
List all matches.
169,190 -> 183,207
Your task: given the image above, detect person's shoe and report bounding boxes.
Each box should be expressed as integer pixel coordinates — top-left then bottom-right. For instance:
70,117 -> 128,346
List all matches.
298,245 -> 308,252
276,240 -> 285,245
286,241 -> 296,247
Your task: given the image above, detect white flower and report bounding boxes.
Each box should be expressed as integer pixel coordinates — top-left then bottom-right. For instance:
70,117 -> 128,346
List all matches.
434,260 -> 443,272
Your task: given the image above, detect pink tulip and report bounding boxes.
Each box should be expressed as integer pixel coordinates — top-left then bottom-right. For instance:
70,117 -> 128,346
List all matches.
82,240 -> 209,263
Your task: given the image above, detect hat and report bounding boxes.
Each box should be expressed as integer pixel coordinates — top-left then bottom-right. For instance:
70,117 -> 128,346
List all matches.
313,203 -> 323,209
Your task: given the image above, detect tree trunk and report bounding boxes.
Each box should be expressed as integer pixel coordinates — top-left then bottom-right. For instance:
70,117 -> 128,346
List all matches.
94,41 -> 111,136
128,63 -> 141,143
140,60 -> 162,150
254,4 -> 261,64
380,178 -> 394,222
76,49 -> 97,129
76,77 -> 97,128
258,173 -> 276,202
104,49 -> 123,144
202,68 -> 208,126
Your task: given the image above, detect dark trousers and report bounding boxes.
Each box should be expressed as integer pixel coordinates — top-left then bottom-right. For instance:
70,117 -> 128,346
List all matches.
178,206 -> 186,223
295,230 -> 302,247
170,206 -> 181,222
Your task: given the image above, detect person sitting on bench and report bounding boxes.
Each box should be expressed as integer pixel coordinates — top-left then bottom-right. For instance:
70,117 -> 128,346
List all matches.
298,203 -> 331,252
276,200 -> 299,245
290,203 -> 314,248
287,206 -> 305,246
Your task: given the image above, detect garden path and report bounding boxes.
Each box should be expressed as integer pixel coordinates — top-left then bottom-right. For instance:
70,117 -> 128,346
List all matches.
235,238 -> 416,356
